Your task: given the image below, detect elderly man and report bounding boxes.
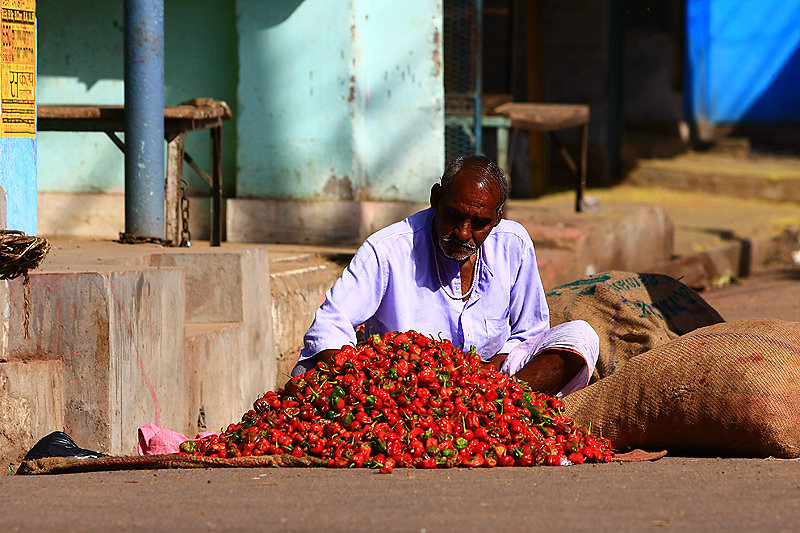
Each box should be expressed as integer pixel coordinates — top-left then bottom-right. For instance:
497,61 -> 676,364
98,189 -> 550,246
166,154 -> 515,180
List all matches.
293,155 -> 598,397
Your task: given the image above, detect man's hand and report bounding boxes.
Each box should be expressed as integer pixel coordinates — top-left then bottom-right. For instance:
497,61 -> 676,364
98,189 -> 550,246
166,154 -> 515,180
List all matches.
311,349 -> 338,368
484,353 -> 507,371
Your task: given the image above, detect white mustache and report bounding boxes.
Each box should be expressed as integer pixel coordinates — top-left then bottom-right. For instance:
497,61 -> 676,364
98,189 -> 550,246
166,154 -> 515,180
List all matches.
442,234 -> 476,252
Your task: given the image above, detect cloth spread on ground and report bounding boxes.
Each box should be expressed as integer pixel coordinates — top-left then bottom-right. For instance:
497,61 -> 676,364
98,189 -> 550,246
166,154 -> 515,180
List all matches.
16,449 -> 665,475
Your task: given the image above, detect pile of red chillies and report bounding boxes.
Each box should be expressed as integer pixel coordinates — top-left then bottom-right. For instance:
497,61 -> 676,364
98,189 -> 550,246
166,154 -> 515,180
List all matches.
179,330 -> 614,471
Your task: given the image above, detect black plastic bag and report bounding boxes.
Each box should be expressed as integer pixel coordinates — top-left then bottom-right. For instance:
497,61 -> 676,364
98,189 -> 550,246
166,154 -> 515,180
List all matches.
24,431 -> 107,461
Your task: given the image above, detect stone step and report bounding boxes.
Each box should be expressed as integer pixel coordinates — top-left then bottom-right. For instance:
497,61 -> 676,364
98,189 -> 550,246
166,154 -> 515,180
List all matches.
505,201 -> 674,289
626,152 -> 800,203
183,322 -> 268,436
269,255 -> 345,385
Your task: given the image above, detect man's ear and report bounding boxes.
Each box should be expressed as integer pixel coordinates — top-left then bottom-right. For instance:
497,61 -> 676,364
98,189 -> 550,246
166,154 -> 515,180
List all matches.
493,205 -> 504,227
430,183 -> 442,210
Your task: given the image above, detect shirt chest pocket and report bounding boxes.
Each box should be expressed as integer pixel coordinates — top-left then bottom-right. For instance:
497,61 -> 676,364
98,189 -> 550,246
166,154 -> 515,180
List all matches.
481,317 -> 510,358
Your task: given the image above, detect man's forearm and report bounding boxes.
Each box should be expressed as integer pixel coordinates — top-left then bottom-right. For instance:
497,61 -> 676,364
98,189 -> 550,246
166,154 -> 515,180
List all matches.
509,349 -> 585,397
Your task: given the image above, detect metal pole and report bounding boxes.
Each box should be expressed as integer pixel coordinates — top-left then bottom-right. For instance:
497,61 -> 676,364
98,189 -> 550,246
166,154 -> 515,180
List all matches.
474,0 -> 483,154
123,0 -> 165,240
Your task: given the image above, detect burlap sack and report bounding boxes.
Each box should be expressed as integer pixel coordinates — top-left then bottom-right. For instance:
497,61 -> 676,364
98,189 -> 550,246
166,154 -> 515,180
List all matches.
546,271 -> 724,381
563,319 -> 800,458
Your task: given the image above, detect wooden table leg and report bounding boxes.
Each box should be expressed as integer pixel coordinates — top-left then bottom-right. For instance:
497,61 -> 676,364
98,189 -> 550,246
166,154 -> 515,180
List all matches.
210,125 -> 223,246
506,127 -> 520,175
496,126 -> 509,174
165,133 -> 185,246
577,122 -> 588,213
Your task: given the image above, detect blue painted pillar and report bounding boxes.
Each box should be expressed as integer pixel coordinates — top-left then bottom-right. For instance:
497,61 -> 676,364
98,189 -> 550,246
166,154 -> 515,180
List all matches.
123,0 -> 165,240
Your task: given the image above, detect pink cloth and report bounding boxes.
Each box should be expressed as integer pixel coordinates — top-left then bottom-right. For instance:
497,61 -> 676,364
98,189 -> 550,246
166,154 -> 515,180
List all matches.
137,423 -> 218,455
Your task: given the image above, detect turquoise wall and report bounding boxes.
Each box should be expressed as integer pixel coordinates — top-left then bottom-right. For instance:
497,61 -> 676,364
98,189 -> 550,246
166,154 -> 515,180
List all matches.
0,137 -> 38,234
236,0 -> 444,202
236,0 -> 354,199
36,0 -> 238,196
37,0 -> 443,205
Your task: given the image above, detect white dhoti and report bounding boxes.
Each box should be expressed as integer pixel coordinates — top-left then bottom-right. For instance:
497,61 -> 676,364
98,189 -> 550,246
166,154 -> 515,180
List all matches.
500,320 -> 599,397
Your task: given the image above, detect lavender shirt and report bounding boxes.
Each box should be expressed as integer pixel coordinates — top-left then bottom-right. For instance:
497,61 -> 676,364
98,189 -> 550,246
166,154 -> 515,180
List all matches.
297,208 -> 550,369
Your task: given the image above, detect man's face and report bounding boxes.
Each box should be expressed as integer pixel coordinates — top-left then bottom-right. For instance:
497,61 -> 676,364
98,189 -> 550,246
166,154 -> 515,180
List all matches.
430,168 -> 503,262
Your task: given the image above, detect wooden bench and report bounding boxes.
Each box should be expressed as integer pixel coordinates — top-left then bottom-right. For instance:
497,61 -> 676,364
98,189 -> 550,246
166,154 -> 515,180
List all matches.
488,102 -> 590,213
37,98 -> 232,245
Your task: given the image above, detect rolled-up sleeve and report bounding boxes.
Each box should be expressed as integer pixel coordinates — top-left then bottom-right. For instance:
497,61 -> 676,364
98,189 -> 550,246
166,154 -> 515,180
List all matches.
299,242 -> 387,362
498,238 -> 550,355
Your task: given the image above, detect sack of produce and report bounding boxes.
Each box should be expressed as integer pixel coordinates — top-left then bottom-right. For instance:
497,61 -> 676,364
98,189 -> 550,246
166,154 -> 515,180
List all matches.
547,271 -> 724,381
563,319 -> 800,458
180,330 -> 614,469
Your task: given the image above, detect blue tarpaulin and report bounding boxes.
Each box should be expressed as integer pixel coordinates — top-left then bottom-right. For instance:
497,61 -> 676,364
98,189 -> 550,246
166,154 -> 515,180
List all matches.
686,0 -> 800,125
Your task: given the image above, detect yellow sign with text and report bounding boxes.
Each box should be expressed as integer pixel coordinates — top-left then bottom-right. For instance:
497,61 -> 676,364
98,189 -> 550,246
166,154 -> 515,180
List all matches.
1,0 -> 36,137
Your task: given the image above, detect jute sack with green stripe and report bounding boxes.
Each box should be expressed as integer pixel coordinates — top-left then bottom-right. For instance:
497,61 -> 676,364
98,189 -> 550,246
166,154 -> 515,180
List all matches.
563,319 -> 800,458
546,271 -> 724,382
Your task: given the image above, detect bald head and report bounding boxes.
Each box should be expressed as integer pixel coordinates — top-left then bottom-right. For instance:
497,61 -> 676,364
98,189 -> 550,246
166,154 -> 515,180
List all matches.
440,155 -> 509,215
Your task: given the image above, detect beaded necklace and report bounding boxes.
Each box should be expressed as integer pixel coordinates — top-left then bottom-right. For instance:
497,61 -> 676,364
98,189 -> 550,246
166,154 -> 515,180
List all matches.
432,241 -> 481,301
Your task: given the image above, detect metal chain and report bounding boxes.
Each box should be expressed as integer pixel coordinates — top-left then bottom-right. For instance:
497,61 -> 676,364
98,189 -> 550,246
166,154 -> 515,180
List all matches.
22,272 -> 31,338
179,178 -> 191,247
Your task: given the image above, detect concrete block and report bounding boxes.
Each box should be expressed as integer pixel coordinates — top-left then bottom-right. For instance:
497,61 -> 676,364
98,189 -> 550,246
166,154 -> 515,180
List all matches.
536,248 -> 581,291
749,232 -> 800,273
270,257 -> 343,384
593,203 -> 674,272
237,246 -> 276,393
149,252 -> 244,323
655,241 -> 745,290
0,359 -> 64,466
506,202 -> 674,281
106,269 -> 188,453
182,246 -> 276,433
184,323 -> 255,435
653,255 -> 711,291
6,268 -> 188,455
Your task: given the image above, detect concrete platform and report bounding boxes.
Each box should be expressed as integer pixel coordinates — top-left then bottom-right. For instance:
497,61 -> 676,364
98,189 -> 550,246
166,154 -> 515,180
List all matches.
561,184 -> 800,288
505,201 -> 673,287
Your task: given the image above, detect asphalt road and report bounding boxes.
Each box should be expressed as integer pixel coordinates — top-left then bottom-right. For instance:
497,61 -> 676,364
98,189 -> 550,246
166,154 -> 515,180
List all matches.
2,268 -> 799,532
699,268 -> 800,323
3,457 -> 800,532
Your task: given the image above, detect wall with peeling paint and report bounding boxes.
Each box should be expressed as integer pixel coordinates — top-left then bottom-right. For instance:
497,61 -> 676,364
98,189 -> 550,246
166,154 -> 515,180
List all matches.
236,0 -> 444,203
35,0 -> 443,240
36,0 -> 239,197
